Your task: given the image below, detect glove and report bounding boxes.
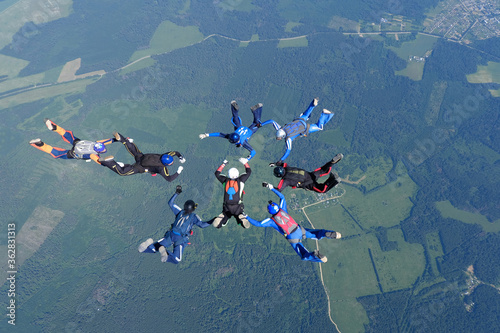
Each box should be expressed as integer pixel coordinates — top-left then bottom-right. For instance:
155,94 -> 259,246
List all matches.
117,162 -> 125,167
268,163 -> 275,167
262,182 -> 273,189
175,185 -> 182,194
223,159 -> 228,164
239,157 -> 248,165
179,157 -> 186,164
127,137 -> 134,143
177,166 -> 184,174
199,133 -> 209,139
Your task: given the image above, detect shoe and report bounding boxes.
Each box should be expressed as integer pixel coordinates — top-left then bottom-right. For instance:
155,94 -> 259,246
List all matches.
159,246 -> 168,262
138,238 -> 154,252
29,138 -> 44,147
221,219 -> 229,227
313,97 -> 319,106
98,155 -> 114,162
231,100 -> 239,111
325,231 -> 341,239
44,118 -> 56,131
113,132 -> 125,142
250,103 -> 263,112
323,109 -> 332,114
238,214 -> 250,229
331,153 -> 343,164
313,250 -> 328,263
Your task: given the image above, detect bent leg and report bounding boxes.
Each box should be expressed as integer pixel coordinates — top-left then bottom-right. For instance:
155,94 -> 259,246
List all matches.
249,103 -> 263,132
298,98 -> 318,121
31,142 -> 71,159
100,159 -> 137,176
212,211 -> 230,228
231,103 -> 242,129
289,241 -> 323,262
167,242 -> 186,264
312,161 -> 334,178
49,120 -> 77,145
122,141 -> 143,162
309,111 -> 334,133
304,228 -> 332,240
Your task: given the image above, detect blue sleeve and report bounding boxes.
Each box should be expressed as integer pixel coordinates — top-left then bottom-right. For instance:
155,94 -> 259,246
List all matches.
208,132 -> 228,138
271,188 -> 287,213
247,216 -> 281,231
241,141 -> 255,160
262,120 -> 281,130
194,214 -> 211,228
168,193 -> 182,215
279,138 -> 292,161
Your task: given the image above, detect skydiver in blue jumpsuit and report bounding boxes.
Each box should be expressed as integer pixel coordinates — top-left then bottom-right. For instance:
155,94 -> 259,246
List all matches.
270,97 -> 334,163
246,183 -> 342,263
138,186 -> 212,264
199,101 -> 274,160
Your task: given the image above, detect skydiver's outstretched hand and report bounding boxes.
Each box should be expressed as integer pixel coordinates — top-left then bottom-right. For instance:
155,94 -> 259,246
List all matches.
179,156 -> 186,163
177,166 -> 184,174
239,157 -> 248,165
176,185 -> 182,194
262,182 -> 273,189
199,133 -> 209,140
268,163 -> 275,167
223,159 -> 228,164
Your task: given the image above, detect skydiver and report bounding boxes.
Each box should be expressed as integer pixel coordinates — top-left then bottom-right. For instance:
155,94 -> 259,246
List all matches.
211,157 -> 252,229
29,119 -> 115,164
99,132 -> 185,182
246,183 -> 341,263
269,97 -> 334,163
138,186 -> 212,264
199,100 -> 274,160
270,153 -> 343,193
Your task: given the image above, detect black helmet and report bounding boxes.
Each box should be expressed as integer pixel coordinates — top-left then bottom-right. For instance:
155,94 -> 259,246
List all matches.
229,132 -> 240,144
273,166 -> 286,178
184,200 -> 197,213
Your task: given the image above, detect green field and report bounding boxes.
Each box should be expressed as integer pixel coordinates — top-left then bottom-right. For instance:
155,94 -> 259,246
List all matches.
0,77 -> 99,110
278,36 -> 308,48
388,34 -> 438,81
0,0 -> 73,49
426,231 -> 444,276
341,173 -> 418,229
0,54 -> 29,78
128,20 -> 204,63
436,200 -> 500,233
304,165 -> 424,332
217,0 -> 257,12
285,21 -> 302,32
467,61 -> 500,96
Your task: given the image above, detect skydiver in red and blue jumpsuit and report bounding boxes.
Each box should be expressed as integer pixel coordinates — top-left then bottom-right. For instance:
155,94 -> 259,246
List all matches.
246,183 -> 342,263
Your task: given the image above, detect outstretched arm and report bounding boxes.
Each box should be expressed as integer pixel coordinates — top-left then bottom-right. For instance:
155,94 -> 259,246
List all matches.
97,138 -> 116,145
263,120 -> 281,130
168,192 -> 182,215
278,138 -> 293,162
238,158 -> 251,182
194,214 -> 212,229
241,141 -> 256,160
159,166 -> 180,182
247,216 -> 282,233
271,187 -> 287,213
166,151 -> 185,162
215,160 -> 228,183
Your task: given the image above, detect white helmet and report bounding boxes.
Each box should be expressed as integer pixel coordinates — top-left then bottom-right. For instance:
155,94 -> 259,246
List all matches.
276,129 -> 286,140
228,168 -> 239,179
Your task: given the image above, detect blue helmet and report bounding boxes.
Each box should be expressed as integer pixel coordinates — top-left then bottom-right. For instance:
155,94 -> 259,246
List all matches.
93,142 -> 107,153
267,201 -> 279,215
161,154 -> 174,166
228,132 -> 240,144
